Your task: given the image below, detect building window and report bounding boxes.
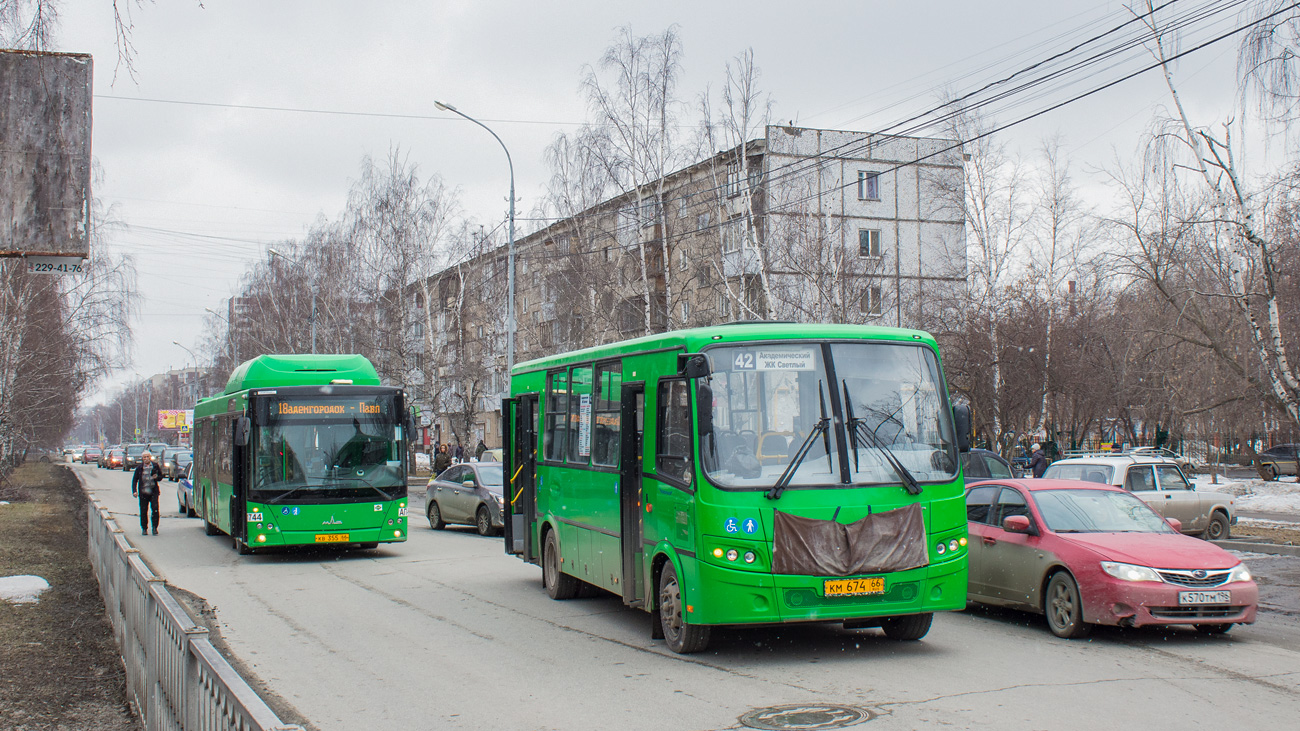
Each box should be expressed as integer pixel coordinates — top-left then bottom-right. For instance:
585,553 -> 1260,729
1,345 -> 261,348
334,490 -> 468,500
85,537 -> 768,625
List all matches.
696,212 -> 710,232
722,221 -> 742,254
857,171 -> 880,201
859,229 -> 882,258
718,291 -> 729,314
679,249 -> 688,270
725,162 -> 742,197
681,300 -> 690,322
861,284 -> 883,317
603,246 -> 611,261
679,193 -> 692,218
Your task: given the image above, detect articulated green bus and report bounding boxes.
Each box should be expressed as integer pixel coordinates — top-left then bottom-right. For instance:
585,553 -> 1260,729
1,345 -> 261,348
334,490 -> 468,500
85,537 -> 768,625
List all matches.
193,354 -> 411,554
502,323 -> 972,653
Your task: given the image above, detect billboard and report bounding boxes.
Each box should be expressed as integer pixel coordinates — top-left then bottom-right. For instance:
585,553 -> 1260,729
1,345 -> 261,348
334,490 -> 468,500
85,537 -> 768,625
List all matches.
157,410 -> 195,431
0,50 -> 93,258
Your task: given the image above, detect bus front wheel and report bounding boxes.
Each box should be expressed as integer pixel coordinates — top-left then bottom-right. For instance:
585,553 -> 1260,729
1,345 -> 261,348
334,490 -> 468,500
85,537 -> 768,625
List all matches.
542,529 -> 579,600
657,562 -> 711,654
881,612 -> 933,641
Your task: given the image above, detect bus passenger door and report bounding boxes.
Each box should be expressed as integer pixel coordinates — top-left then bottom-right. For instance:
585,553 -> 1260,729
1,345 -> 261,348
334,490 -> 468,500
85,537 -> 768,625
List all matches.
505,395 -> 539,560
619,383 -> 646,607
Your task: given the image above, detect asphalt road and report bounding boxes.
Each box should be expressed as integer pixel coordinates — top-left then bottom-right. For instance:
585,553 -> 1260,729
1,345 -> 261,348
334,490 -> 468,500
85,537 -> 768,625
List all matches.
75,464 -> 1300,731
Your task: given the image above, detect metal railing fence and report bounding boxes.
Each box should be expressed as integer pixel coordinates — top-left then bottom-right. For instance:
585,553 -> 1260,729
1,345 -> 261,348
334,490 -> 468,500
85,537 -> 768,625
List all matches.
84,493 -> 303,731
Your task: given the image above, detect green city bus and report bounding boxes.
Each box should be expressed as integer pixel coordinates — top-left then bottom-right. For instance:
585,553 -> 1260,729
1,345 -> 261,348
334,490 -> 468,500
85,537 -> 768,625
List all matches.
192,354 -> 412,554
502,323 -> 972,653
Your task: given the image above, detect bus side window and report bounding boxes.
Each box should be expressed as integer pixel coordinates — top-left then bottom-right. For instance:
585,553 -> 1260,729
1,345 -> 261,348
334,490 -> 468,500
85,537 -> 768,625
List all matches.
656,379 -> 693,485
592,362 -> 622,468
544,369 -> 569,462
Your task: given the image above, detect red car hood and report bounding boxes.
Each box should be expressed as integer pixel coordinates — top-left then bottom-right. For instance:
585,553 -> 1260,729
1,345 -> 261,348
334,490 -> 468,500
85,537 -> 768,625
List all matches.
1058,532 -> 1240,570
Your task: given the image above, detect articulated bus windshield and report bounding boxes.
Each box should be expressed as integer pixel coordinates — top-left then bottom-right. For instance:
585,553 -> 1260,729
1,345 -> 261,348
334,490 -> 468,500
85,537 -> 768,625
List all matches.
252,394 -> 405,501
699,342 -> 957,490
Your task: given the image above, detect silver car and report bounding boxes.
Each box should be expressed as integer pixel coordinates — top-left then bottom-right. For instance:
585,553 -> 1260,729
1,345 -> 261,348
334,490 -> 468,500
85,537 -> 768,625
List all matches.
1042,455 -> 1235,540
425,463 -> 505,536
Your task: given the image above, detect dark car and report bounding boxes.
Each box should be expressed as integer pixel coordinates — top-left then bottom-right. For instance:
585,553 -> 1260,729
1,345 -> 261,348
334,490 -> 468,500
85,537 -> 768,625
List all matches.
177,462 -> 196,517
82,446 -> 103,464
965,478 -> 1257,638
161,447 -> 192,481
962,448 -> 1020,479
425,462 -> 505,536
1256,443 -> 1300,480
122,443 -> 149,470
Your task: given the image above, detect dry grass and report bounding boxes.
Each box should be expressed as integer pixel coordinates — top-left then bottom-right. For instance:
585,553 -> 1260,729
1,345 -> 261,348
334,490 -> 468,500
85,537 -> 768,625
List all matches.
0,463 -> 138,730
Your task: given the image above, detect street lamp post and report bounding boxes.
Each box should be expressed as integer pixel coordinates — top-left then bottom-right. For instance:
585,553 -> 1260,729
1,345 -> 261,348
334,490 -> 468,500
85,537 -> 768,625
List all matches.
434,100 -> 516,387
268,249 -> 317,354
132,372 -> 140,441
173,341 -> 198,405
204,306 -> 237,364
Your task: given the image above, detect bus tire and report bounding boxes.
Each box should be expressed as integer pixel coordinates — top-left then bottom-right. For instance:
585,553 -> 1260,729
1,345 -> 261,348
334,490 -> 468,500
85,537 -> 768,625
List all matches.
204,520 -> 220,536
657,561 -> 710,654
881,612 -> 933,641
543,529 -> 580,600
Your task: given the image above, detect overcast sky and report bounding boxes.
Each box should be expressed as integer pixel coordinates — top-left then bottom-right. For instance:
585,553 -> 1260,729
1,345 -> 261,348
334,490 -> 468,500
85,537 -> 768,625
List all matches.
50,0 -> 1251,406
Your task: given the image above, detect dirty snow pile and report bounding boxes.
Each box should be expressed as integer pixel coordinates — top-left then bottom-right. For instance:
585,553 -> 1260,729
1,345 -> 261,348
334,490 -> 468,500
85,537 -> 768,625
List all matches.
1193,475 -> 1300,514
0,575 -> 50,604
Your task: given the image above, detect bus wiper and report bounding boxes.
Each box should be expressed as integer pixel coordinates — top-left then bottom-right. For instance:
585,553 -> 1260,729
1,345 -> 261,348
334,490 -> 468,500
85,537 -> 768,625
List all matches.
767,383 -> 831,500
266,484 -> 310,504
849,416 -> 922,496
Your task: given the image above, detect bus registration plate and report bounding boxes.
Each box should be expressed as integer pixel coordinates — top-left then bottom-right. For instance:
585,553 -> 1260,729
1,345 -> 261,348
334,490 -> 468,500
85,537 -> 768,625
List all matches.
823,577 -> 885,597
315,533 -> 350,543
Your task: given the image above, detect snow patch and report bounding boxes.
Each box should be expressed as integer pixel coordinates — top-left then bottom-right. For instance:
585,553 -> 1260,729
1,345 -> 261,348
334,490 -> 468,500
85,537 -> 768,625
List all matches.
0,575 -> 50,604
1192,475 -> 1300,514
0,500 -> 9,505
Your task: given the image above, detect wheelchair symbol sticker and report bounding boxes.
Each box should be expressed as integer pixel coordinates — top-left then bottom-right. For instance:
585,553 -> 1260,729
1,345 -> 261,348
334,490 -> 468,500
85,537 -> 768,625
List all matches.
724,517 -> 739,534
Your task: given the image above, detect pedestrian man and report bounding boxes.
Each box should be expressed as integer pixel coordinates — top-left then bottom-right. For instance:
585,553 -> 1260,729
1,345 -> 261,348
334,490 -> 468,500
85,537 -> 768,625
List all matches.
1029,442 -> 1049,478
132,452 -> 165,535
475,439 -> 488,461
454,444 -> 464,463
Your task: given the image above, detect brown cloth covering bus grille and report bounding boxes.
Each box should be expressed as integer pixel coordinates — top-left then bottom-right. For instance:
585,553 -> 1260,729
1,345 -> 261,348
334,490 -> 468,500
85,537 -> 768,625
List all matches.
772,503 -> 929,576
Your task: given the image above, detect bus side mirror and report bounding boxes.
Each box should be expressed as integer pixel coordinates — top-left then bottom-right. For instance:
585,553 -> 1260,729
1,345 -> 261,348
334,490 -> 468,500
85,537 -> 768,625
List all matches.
234,416 -> 251,447
953,404 -> 972,453
680,354 -> 711,379
696,384 -> 713,438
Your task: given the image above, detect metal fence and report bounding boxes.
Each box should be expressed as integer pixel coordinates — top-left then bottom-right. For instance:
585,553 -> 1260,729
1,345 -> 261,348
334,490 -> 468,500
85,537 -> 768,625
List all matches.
84,494 -> 303,731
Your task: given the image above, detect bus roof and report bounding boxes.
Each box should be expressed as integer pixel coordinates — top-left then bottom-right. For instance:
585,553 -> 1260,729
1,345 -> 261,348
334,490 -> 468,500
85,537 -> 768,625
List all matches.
513,322 -> 938,375
218,354 -> 382,395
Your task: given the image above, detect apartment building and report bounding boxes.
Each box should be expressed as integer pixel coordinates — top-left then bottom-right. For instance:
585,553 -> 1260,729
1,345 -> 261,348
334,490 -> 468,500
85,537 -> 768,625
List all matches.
412,125 -> 965,449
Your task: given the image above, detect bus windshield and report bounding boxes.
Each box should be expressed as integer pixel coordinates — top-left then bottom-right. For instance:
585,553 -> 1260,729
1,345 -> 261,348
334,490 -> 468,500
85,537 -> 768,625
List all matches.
699,342 -> 957,489
252,394 -> 405,500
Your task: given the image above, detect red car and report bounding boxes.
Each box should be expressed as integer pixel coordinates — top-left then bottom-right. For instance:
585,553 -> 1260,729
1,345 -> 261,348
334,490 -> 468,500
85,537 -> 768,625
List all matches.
965,478 -> 1257,638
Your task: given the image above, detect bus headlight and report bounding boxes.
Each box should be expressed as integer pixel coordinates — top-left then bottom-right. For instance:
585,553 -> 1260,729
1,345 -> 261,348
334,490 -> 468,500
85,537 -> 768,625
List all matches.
256,534 -> 266,543
394,530 -> 403,538
725,549 -> 738,562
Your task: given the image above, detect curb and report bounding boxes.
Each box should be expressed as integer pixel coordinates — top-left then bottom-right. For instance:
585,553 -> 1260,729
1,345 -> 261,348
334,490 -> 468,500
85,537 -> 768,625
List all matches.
1212,539 -> 1300,557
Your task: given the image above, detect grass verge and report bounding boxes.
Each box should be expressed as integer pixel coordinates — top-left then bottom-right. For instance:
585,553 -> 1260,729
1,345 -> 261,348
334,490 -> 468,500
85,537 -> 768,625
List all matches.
0,462 -> 138,730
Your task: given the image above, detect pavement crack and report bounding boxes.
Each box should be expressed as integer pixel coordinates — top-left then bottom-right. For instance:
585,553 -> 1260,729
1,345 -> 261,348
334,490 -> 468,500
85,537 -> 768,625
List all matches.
319,563 -> 495,641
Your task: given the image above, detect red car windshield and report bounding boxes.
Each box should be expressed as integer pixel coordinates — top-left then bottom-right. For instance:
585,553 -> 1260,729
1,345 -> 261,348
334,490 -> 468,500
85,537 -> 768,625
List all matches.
1034,489 -> 1175,534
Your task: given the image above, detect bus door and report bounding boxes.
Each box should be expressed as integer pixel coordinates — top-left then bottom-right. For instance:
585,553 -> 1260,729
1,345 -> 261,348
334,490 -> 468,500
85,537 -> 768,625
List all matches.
619,383 -> 646,607
231,417 -> 249,540
505,395 -> 539,560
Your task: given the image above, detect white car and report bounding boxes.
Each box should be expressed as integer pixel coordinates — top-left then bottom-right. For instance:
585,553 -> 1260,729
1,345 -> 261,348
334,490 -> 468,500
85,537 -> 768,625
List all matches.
1042,454 -> 1235,540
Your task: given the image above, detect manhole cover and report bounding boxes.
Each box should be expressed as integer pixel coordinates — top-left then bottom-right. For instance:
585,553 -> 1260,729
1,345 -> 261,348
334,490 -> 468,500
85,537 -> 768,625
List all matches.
739,704 -> 875,730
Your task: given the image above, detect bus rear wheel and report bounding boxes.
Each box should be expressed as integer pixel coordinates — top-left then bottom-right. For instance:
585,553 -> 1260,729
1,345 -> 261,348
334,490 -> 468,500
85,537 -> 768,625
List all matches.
542,529 -> 579,600
657,562 -> 710,654
881,612 -> 933,641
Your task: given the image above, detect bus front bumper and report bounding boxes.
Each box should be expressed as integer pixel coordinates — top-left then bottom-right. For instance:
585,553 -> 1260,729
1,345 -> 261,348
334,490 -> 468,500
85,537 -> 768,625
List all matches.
689,557 -> 967,626
249,527 -> 408,547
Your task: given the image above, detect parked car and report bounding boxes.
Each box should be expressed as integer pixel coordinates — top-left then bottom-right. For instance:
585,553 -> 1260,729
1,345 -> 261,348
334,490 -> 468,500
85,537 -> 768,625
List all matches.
962,448 -> 1020,479
425,462 -> 505,536
1130,446 -> 1197,473
177,462 -> 196,517
103,448 -> 126,470
1255,443 -> 1300,481
965,478 -> 1258,638
82,446 -> 103,464
160,447 -> 192,481
1042,454 -> 1235,540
